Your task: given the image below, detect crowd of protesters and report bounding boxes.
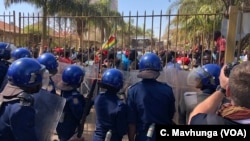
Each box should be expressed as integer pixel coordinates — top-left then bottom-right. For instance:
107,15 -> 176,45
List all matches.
1,29 -> 250,141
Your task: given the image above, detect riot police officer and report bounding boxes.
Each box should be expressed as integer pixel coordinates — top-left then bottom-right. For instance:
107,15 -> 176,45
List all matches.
37,52 -> 58,94
127,53 -> 175,141
8,47 -> 32,63
92,68 -> 128,141
178,64 -> 221,125
0,42 -> 13,92
0,58 -> 45,141
0,47 -> 32,92
56,65 -> 86,141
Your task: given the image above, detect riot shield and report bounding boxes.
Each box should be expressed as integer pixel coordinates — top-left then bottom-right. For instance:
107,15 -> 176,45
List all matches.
163,67 -> 201,124
51,62 -> 71,85
80,64 -> 100,96
163,67 -> 179,87
33,90 -> 66,141
115,70 -> 139,101
120,70 -> 140,92
157,70 -> 168,83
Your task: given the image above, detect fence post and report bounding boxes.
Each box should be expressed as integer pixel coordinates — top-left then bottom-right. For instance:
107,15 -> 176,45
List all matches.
13,11 -> 16,45
19,12 -> 21,46
225,6 -> 238,64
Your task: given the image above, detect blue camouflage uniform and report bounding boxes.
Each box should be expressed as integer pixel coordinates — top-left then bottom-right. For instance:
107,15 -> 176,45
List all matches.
127,79 -> 175,141
126,52 -> 175,141
92,92 -> 128,141
56,64 -> 85,141
0,42 -> 13,92
56,89 -> 85,141
0,60 -> 9,92
0,58 -> 44,141
93,68 -> 127,141
0,84 -> 37,141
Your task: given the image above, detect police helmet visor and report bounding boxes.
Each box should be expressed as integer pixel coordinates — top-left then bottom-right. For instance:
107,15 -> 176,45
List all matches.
187,66 -> 211,87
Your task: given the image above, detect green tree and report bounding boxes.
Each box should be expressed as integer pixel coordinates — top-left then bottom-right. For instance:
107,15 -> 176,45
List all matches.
47,0 -> 123,49
5,0 -> 52,49
165,0 -> 225,50
4,0 -> 123,51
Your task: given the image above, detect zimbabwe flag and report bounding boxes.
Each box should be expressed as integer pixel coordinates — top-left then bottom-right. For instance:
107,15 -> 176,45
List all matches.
101,35 -> 117,50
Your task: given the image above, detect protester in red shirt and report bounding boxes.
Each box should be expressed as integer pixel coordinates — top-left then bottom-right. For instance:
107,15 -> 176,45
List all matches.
214,31 -> 226,66
58,49 -> 75,64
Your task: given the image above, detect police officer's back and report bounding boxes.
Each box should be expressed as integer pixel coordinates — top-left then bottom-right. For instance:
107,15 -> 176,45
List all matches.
127,53 -> 175,141
56,65 -> 86,141
0,58 -> 45,141
93,68 -> 128,141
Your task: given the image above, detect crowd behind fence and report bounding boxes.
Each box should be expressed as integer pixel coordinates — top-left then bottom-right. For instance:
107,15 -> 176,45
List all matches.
1,11 -> 246,141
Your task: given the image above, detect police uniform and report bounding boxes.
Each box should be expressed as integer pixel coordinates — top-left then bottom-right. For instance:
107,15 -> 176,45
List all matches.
56,89 -> 85,141
0,60 -> 9,92
127,79 -> 175,141
56,64 -> 85,141
92,92 -> 128,141
0,83 -> 37,141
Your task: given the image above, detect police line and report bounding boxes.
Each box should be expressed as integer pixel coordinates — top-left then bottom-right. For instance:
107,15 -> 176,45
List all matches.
52,62 -> 199,97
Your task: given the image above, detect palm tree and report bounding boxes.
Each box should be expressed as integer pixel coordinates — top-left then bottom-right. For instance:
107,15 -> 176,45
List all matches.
165,0 -> 225,50
4,0 -> 55,55
4,0 -> 124,51
47,0 -> 123,49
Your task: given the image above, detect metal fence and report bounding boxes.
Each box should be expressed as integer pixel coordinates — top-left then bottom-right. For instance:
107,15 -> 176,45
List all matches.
0,11 -> 230,141
0,11 -> 226,51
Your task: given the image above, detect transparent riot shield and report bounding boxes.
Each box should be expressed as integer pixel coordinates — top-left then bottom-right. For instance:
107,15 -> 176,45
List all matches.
33,90 -> 66,141
81,64 -> 100,96
120,70 -> 140,91
163,67 -> 200,124
116,70 -> 140,101
51,62 -> 71,85
157,70 -> 168,83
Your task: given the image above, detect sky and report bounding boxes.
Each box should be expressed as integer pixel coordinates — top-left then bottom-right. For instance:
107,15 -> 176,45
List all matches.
0,0 -> 174,39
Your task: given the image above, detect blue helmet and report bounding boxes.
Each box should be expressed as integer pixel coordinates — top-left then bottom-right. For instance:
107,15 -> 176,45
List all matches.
188,64 -> 220,90
165,62 -> 182,70
7,58 -> 45,87
101,68 -> 123,90
37,53 -> 58,75
10,48 -> 32,62
139,53 -> 162,71
62,65 -> 85,87
0,42 -> 12,60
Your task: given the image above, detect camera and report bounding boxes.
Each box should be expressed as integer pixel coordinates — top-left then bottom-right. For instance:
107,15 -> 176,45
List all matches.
224,62 -> 240,77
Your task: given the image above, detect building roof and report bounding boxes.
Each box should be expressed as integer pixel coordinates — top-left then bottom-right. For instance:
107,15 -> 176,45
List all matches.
0,21 -> 21,33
